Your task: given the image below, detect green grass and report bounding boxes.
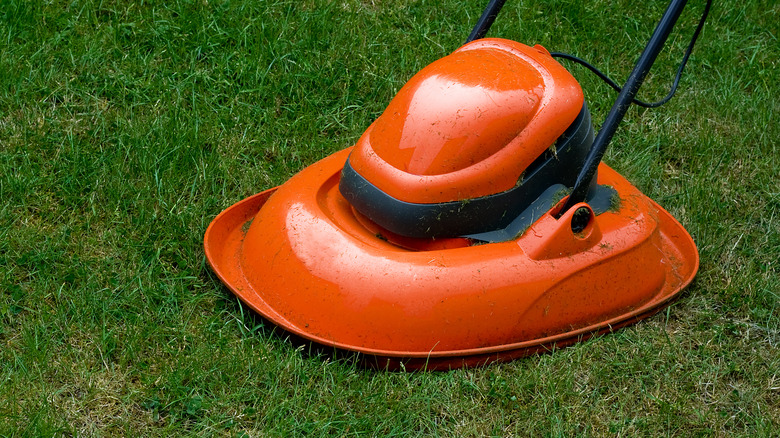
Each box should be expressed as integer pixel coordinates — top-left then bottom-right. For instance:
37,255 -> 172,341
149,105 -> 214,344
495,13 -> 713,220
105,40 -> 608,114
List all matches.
1,0 -> 777,435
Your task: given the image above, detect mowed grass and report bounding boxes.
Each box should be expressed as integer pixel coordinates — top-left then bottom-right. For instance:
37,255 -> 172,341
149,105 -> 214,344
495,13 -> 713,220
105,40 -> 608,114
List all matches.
0,0 -> 777,436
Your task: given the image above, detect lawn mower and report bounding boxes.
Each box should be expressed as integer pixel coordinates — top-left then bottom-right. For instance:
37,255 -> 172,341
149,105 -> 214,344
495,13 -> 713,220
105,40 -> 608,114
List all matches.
204,0 -> 709,369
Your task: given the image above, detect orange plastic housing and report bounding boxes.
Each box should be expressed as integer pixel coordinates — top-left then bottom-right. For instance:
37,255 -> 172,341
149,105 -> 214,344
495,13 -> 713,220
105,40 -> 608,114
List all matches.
204,148 -> 699,370
348,39 -> 584,203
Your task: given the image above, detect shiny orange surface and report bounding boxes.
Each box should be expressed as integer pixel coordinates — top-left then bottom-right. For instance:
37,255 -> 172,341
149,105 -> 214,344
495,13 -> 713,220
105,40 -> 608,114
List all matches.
204,148 -> 699,370
348,39 -> 584,203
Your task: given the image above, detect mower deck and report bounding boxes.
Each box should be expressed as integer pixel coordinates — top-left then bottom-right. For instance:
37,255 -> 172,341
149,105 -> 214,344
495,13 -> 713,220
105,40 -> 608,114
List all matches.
204,148 -> 698,370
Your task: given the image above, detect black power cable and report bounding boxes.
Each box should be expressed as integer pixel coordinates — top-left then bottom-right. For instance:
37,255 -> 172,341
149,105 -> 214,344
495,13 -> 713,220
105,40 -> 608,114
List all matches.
558,0 -> 712,214
551,0 -> 711,109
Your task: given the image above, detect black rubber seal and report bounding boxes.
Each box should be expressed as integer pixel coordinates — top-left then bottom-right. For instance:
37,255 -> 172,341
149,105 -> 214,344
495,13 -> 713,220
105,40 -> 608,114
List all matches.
339,104 -> 595,239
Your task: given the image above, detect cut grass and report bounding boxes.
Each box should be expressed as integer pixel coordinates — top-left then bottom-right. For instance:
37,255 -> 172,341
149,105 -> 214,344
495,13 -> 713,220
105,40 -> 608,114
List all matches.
1,0 -> 778,436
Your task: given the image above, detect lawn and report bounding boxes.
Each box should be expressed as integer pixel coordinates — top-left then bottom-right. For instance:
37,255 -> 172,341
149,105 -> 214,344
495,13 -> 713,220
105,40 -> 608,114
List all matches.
1,0 -> 777,436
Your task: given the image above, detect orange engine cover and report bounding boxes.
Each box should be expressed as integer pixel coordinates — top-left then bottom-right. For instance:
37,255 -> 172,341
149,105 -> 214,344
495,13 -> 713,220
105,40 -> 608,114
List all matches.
348,38 -> 584,204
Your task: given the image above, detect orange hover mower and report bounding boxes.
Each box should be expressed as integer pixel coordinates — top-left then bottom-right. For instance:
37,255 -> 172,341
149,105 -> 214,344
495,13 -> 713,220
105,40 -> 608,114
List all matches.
205,0 -> 710,369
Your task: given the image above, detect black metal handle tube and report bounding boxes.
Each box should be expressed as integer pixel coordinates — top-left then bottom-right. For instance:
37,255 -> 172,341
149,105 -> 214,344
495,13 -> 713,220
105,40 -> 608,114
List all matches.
559,0 -> 689,214
466,0 -> 508,43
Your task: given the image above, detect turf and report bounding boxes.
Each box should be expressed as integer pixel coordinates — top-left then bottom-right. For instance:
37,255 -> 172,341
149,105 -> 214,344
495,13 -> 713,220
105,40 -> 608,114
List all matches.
1,0 -> 777,436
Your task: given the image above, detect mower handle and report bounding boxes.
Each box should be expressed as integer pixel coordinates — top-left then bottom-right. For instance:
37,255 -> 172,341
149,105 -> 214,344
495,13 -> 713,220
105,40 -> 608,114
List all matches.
466,0 -> 508,43
466,0 -> 695,215
559,0 -> 690,213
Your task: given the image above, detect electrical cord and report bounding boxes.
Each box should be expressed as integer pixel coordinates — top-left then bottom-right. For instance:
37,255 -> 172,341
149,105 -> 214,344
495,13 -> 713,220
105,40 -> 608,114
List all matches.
550,0 -> 711,109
